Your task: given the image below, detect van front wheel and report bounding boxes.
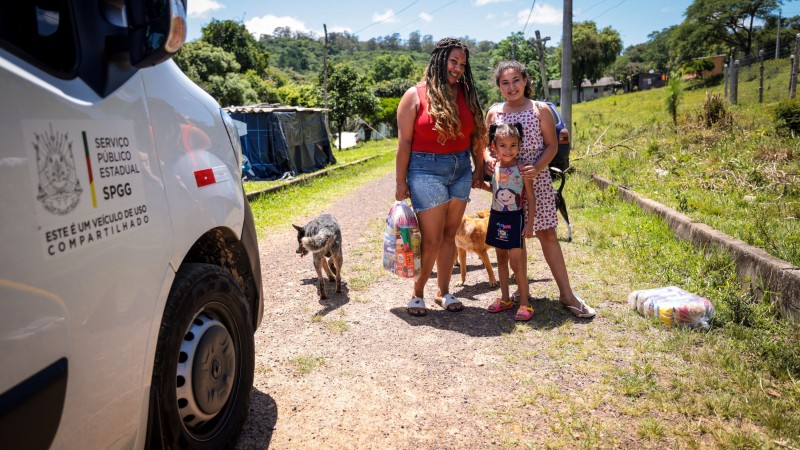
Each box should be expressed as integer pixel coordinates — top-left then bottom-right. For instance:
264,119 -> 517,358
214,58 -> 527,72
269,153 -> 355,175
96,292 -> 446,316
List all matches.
151,263 -> 254,449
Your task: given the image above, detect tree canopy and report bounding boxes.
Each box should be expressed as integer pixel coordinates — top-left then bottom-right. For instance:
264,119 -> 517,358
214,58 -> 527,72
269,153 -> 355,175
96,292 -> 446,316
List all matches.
563,21 -> 622,101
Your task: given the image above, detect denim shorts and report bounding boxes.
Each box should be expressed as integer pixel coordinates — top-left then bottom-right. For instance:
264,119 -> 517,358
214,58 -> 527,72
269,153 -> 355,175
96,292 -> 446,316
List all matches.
407,149 -> 472,212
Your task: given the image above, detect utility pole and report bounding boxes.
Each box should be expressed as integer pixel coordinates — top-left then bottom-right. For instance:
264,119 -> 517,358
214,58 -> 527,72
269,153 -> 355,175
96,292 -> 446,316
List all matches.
561,0 -> 573,133
323,24 -> 329,110
532,30 -> 550,101
776,10 -> 782,59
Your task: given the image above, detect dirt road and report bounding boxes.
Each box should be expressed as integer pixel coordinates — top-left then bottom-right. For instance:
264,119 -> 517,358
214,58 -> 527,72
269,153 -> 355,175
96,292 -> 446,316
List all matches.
236,171 -> 615,449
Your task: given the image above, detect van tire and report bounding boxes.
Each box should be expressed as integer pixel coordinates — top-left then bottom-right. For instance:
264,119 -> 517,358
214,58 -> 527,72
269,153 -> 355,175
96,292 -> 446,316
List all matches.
151,263 -> 254,449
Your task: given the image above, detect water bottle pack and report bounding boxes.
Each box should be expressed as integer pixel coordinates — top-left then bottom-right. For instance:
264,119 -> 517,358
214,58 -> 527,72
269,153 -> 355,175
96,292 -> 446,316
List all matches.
627,286 -> 715,329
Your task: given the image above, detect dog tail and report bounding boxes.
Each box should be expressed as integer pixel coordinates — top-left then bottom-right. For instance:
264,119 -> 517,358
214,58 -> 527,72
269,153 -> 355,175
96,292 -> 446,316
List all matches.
301,230 -> 334,252
550,167 -> 566,194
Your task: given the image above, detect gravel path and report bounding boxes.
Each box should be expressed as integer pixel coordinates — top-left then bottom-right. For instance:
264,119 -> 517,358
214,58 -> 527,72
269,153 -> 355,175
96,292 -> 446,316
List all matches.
236,171 -> 606,449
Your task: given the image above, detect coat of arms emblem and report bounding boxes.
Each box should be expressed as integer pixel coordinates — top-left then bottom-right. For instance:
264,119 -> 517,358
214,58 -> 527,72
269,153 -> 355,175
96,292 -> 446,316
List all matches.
34,124 -> 83,215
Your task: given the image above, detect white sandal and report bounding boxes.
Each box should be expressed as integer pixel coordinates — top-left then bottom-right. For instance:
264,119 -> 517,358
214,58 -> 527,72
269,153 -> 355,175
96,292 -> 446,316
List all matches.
407,297 -> 428,316
435,293 -> 463,312
564,293 -> 596,318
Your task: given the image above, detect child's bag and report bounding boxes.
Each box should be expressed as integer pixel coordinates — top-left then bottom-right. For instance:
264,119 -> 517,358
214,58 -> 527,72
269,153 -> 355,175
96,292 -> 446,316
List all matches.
382,201 -> 421,279
627,286 -> 715,329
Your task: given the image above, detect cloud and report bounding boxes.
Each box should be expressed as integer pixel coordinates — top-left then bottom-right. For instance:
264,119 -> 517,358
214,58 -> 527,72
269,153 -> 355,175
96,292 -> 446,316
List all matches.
474,0 -> 512,5
372,9 -> 399,23
518,3 -> 561,26
419,12 -> 433,22
187,0 -> 223,18
245,15 -> 314,37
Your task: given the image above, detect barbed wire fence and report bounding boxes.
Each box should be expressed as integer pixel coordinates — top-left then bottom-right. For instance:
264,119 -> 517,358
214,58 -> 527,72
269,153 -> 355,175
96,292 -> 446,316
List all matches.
723,33 -> 800,105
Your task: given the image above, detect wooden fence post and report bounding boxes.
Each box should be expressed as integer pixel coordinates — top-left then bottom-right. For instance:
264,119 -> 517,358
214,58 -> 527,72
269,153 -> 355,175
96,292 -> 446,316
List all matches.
732,60 -> 739,105
724,63 -> 729,99
759,49 -> 765,103
728,48 -> 735,101
792,34 -> 800,99
791,55 -> 797,99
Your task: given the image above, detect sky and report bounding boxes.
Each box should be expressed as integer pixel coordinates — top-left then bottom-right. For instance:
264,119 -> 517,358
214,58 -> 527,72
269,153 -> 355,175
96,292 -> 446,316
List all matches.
185,0 -> 698,50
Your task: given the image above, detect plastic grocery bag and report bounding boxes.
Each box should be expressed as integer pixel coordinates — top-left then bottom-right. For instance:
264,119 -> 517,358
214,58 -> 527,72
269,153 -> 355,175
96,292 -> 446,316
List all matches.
627,286 -> 714,329
382,201 -> 421,279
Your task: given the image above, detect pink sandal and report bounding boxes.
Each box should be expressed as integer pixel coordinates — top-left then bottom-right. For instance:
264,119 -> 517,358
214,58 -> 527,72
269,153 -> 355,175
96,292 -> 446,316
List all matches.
487,298 -> 514,313
515,305 -> 534,322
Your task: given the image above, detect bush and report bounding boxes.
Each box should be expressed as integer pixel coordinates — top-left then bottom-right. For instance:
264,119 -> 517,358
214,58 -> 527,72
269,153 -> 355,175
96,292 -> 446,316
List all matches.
774,97 -> 800,135
699,92 -> 728,128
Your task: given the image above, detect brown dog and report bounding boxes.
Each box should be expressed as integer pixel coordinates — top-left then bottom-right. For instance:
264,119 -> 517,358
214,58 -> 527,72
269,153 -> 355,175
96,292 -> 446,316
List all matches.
454,210 -> 497,287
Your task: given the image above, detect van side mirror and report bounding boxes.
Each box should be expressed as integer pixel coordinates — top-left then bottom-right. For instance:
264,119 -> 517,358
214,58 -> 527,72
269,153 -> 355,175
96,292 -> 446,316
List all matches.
126,0 -> 187,67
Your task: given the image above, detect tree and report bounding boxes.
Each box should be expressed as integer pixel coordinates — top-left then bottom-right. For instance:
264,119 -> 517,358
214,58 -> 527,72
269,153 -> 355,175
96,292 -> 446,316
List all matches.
369,54 -> 421,83
679,0 -> 780,58
408,31 -> 422,52
490,32 -> 540,92
173,41 -> 261,106
322,63 -> 379,149
561,21 -> 622,102
664,77 -> 683,126
276,84 -> 319,107
201,19 -> 268,74
682,58 -> 716,78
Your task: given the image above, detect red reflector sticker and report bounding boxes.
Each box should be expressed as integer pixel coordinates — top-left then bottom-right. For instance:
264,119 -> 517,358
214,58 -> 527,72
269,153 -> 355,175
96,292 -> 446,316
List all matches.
194,168 -> 216,187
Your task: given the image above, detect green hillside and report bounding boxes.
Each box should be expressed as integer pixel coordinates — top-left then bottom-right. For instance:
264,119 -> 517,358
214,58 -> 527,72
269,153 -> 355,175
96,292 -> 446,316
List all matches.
571,57 -> 800,267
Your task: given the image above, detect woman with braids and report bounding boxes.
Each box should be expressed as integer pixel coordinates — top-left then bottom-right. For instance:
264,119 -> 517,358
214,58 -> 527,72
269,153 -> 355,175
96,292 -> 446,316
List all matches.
395,37 -> 487,316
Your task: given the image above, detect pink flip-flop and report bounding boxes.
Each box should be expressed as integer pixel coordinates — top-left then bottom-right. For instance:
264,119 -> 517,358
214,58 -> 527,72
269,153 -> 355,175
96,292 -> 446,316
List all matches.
514,305 -> 534,322
487,298 -> 514,313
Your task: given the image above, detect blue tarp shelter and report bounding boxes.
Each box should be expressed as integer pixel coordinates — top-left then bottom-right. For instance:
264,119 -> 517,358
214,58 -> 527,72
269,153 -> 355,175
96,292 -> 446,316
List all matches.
225,104 -> 335,180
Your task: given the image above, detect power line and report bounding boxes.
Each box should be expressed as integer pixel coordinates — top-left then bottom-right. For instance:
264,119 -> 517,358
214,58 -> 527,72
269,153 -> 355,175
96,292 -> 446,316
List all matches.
521,0 -> 537,35
591,0 -> 626,21
389,0 -> 460,35
578,0 -> 611,16
353,0 -> 420,35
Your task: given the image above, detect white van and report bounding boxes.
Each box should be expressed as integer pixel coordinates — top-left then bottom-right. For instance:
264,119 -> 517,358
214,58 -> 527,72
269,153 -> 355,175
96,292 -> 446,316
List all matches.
0,1 -> 263,448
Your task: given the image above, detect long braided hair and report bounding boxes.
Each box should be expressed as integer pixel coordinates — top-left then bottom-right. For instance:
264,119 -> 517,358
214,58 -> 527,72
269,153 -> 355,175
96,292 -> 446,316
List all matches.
493,60 -> 533,98
423,37 -> 487,146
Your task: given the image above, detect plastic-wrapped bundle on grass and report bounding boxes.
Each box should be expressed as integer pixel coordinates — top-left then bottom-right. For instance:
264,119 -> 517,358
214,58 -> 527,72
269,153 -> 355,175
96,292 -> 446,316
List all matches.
383,201 -> 421,279
628,286 -> 715,329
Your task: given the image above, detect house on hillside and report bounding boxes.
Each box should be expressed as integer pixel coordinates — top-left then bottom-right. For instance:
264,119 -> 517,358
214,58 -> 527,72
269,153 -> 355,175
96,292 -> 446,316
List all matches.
624,71 -> 667,92
547,77 -> 621,103
224,103 -> 335,181
683,54 -> 725,80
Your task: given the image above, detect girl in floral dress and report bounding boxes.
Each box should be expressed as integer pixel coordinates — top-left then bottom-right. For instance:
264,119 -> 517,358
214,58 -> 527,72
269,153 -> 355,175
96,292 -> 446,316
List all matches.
481,60 -> 596,318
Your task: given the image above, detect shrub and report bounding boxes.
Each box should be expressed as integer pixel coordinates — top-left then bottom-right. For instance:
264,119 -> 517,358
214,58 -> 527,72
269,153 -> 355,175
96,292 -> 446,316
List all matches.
774,97 -> 800,135
699,92 -> 728,128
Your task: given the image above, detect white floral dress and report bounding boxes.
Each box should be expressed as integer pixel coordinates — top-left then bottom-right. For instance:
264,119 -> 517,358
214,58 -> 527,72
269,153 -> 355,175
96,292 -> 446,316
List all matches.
491,102 -> 558,231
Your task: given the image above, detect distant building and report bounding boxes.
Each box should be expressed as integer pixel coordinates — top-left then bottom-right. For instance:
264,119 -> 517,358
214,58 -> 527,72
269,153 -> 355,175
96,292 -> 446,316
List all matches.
547,77 -> 621,103
683,55 -> 725,80
623,71 -> 668,92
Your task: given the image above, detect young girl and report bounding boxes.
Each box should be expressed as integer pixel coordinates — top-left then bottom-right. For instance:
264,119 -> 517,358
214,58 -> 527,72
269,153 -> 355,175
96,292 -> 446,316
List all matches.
483,60 -> 596,318
479,123 -> 536,321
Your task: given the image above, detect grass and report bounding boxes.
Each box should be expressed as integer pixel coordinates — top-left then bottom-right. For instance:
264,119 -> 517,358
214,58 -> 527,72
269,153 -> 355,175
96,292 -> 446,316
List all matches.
571,57 -> 800,268
498,174 -> 800,447
288,355 -> 326,375
243,140 -> 395,195
246,140 -> 396,237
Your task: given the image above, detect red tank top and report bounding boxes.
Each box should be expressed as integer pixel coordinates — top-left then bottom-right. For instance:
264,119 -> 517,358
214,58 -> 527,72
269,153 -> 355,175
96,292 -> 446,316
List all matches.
411,82 -> 475,153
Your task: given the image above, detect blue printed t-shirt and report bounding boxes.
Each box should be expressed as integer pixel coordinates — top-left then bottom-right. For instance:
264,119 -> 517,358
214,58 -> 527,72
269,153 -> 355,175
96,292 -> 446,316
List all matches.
491,163 -> 524,212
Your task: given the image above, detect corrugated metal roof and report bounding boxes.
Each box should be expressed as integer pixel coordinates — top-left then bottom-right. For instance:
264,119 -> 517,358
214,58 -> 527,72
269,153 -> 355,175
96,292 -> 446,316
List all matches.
223,103 -> 330,113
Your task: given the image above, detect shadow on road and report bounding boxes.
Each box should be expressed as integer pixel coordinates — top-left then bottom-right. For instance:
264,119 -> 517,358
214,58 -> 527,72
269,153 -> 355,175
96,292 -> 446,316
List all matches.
236,389 -> 277,449
297,277 -> 351,317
